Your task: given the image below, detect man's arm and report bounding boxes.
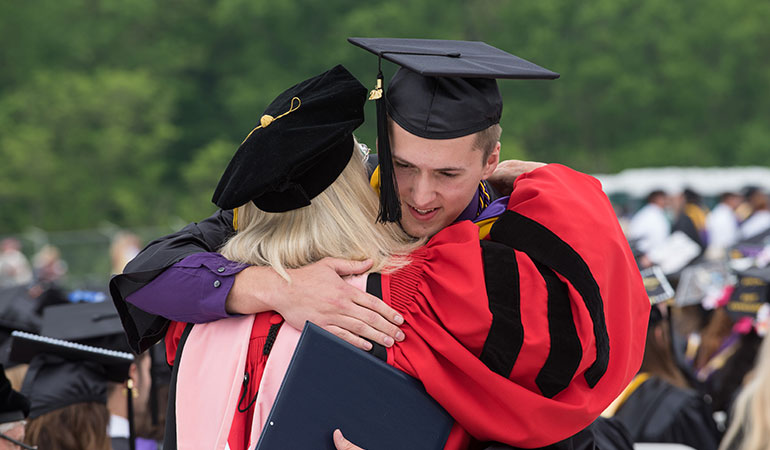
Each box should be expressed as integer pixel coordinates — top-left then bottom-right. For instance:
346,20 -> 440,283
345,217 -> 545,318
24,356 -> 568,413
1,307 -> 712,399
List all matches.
110,209 -> 404,353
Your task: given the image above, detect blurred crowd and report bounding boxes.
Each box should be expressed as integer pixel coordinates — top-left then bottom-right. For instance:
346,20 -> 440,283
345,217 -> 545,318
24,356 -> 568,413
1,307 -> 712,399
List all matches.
609,185 -> 770,450
1,185 -> 770,449
1,233 -> 163,450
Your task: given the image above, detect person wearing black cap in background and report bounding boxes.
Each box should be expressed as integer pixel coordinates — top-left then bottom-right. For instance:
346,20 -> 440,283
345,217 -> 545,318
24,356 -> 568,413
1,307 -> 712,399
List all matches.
8,330 -> 134,450
604,303 -> 720,449
110,39 -> 649,448
39,301 -> 160,450
0,365 -> 31,450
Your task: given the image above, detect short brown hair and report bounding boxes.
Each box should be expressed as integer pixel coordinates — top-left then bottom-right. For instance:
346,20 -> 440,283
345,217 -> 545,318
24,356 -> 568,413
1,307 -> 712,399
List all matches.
473,123 -> 502,160
25,402 -> 110,450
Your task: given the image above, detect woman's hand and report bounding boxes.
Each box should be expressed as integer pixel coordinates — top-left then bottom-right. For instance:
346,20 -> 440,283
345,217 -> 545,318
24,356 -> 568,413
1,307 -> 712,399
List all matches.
333,429 -> 366,450
486,159 -> 546,196
226,257 -> 405,351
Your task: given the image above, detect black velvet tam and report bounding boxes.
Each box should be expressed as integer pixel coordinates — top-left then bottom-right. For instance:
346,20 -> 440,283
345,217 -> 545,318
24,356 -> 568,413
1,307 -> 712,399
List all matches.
212,64 -> 367,212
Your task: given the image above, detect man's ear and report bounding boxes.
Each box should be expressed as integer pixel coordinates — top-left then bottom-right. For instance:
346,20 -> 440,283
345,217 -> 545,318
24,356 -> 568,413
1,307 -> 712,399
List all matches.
481,142 -> 501,179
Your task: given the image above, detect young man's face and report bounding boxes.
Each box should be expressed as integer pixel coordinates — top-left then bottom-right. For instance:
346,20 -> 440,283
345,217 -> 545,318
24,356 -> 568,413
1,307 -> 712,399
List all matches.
390,122 -> 499,238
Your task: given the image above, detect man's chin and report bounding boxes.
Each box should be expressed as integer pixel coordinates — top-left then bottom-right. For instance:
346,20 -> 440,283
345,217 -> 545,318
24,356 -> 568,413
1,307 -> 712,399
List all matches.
399,218 -> 442,239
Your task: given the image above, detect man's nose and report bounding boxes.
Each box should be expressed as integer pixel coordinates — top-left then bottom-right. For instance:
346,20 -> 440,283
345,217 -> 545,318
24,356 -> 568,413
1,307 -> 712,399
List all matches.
411,175 -> 436,206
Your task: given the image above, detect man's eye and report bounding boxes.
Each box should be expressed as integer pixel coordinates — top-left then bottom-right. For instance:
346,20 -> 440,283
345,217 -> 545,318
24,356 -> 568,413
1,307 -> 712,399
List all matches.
440,172 -> 458,178
394,161 -> 410,168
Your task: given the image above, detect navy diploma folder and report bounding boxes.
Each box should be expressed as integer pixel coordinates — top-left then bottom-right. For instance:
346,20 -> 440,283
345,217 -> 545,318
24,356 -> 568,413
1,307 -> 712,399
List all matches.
254,322 -> 453,450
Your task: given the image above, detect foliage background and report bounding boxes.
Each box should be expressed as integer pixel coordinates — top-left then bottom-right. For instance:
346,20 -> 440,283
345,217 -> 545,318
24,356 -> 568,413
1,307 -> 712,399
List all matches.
1,0 -> 768,285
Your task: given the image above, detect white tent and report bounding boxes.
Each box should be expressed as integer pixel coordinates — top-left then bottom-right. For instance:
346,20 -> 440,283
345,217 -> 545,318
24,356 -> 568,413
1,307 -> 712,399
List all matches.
594,167 -> 770,198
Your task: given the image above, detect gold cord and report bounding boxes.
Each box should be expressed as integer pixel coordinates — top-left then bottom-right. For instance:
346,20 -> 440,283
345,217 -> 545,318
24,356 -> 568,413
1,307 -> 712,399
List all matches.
241,97 -> 301,145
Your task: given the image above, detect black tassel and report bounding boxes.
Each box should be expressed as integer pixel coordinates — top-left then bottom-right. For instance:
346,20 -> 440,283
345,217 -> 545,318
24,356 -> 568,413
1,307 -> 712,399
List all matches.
374,70 -> 402,223
127,378 -> 136,450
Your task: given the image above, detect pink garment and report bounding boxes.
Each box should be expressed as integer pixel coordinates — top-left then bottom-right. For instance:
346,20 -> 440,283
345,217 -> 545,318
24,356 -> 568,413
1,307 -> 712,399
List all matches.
174,274 -> 368,449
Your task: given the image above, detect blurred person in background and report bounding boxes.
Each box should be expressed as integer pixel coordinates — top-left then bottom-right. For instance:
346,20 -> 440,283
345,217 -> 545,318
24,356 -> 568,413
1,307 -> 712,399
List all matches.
719,321 -> 770,450
107,352 -> 155,450
706,192 -> 743,258
14,337 -> 121,450
38,301 -> 161,450
691,307 -> 762,417
672,188 -> 709,252
0,240 -> 32,289
31,246 -> 66,286
27,246 -> 67,314
604,305 -> 720,449
0,365 -> 30,450
110,232 -> 143,276
628,190 -> 671,266
739,187 -> 770,240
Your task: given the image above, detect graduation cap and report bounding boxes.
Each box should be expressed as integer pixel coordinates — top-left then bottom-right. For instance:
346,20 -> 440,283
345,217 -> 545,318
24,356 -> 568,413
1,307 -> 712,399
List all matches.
348,37 -> 559,222
640,266 -> 675,306
0,285 -> 43,368
212,64 -> 367,213
0,285 -> 42,336
39,301 -> 146,449
726,266 -> 770,320
40,300 -> 130,353
10,331 -> 134,419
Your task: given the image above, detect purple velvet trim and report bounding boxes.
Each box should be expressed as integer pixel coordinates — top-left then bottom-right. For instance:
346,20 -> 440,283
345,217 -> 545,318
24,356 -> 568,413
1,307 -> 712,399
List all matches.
455,188 -> 482,223
474,196 -> 509,222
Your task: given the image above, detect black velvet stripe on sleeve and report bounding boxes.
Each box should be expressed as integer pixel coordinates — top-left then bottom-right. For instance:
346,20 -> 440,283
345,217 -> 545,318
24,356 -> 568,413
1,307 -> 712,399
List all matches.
489,210 -> 609,388
478,240 -> 524,378
365,273 -> 388,362
163,322 -> 194,450
533,262 -> 583,398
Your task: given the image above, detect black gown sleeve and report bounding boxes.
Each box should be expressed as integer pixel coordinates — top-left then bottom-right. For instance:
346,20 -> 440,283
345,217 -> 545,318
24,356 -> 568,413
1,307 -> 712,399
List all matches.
109,209 -> 235,353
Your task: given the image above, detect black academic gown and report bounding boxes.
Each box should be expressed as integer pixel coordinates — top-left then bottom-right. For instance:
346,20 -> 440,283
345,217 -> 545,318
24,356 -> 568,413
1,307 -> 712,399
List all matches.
109,209 -> 235,354
111,436 -> 130,450
614,376 -> 720,450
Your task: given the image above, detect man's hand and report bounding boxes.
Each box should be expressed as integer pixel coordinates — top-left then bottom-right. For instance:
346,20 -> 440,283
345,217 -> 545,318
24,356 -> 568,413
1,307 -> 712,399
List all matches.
225,257 -> 405,351
486,159 -> 546,196
333,429 -> 366,450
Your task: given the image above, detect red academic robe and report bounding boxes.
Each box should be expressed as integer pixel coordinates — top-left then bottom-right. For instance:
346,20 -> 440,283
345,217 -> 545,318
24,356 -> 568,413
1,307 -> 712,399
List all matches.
166,164 -> 649,449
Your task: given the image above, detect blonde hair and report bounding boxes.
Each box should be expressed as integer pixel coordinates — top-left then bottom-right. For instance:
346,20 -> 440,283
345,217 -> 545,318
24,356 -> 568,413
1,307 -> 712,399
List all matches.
220,140 -> 421,280
719,334 -> 770,450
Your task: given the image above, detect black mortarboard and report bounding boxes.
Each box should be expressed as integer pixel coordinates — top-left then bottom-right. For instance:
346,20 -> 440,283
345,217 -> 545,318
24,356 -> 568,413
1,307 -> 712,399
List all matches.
640,266 -> 675,306
10,331 -> 133,419
348,37 -> 559,222
0,364 -> 29,424
41,300 -> 131,353
726,266 -> 770,320
0,286 -> 42,336
212,64 -> 367,212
